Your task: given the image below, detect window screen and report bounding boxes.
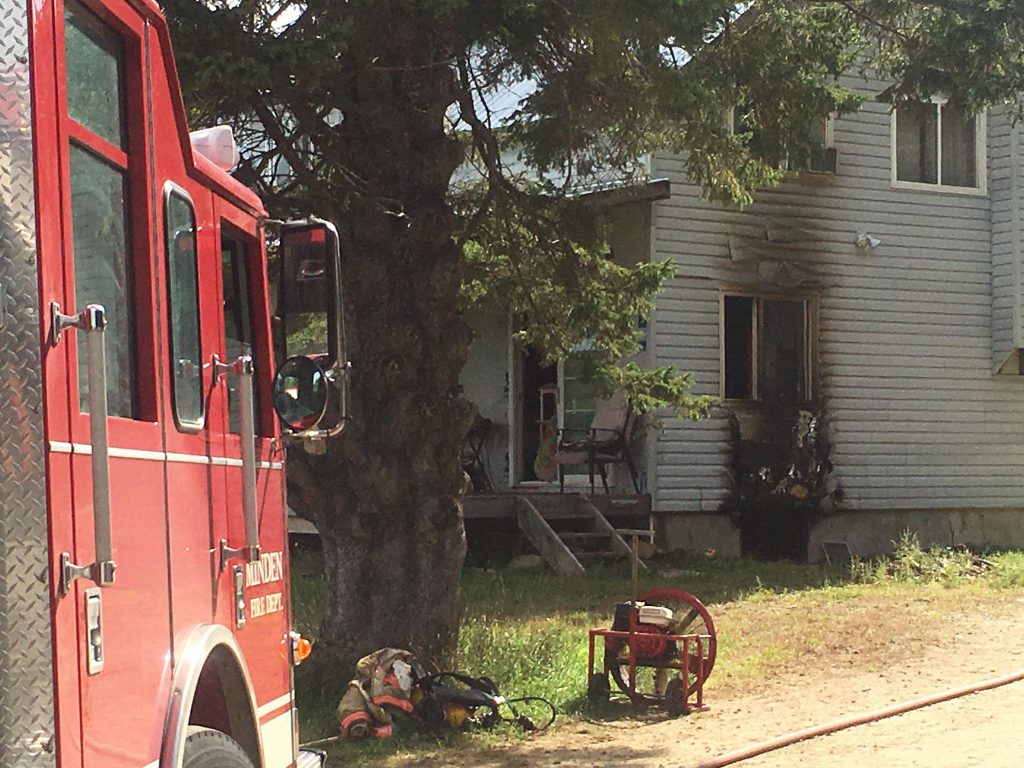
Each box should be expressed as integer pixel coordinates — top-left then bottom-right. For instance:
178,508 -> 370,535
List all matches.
896,101 -> 978,188
896,102 -> 938,184
166,191 -> 203,428
941,105 -> 976,188
759,299 -> 807,403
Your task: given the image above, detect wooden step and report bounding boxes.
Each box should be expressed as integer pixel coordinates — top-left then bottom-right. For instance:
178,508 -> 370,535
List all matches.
536,506 -> 595,521
564,531 -> 615,556
512,492 -> 646,574
513,497 -> 584,576
521,494 -> 591,518
575,550 -> 622,561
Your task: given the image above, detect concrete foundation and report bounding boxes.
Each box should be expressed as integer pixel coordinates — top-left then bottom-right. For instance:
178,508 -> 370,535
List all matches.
657,513 -> 742,558
808,508 -> 1024,563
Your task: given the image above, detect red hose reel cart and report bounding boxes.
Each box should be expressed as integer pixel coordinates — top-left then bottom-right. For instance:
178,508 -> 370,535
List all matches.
587,586 -> 717,715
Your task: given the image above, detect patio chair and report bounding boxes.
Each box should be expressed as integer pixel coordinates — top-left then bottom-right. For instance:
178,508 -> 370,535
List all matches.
555,391 -> 640,494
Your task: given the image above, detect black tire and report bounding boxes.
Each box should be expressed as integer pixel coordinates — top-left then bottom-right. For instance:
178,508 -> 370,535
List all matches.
587,672 -> 610,703
664,675 -> 689,717
183,727 -> 256,768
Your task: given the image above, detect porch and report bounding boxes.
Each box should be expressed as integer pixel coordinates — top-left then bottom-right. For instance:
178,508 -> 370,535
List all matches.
464,490 -> 653,574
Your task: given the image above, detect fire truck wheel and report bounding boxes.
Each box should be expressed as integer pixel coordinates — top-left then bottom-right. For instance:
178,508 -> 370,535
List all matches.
183,727 -> 255,768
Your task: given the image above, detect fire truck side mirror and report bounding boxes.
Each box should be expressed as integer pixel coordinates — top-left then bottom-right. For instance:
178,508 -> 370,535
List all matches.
273,219 -> 349,439
272,356 -> 330,432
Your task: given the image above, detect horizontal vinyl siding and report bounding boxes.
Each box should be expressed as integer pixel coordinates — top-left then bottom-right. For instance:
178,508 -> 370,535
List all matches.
651,277 -> 732,510
650,78 -> 1024,516
990,108 -> 1018,369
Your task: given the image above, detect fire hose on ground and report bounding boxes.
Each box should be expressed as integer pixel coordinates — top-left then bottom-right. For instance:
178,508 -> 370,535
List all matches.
683,668 -> 1024,768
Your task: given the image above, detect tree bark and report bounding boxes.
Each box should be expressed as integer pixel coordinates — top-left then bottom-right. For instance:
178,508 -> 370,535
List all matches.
287,4 -> 474,664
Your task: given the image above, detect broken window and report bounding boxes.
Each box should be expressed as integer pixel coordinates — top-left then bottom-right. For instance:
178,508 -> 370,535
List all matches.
728,106 -> 837,173
723,295 -> 810,403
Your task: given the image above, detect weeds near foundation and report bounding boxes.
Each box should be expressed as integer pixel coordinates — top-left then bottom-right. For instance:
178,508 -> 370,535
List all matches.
851,530 -> 997,586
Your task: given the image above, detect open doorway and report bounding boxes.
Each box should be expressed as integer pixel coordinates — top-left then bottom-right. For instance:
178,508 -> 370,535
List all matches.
722,291 -> 820,560
513,347 -> 599,485
518,347 -> 557,482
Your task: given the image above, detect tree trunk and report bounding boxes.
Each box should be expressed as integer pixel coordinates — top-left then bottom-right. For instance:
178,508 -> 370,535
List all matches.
287,4 -> 473,665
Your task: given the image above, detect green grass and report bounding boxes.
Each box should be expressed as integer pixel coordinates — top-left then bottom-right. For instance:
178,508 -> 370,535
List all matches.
850,530 -> 1024,587
289,538 -> 1024,765
290,548 -> 846,745
988,551 -> 1024,588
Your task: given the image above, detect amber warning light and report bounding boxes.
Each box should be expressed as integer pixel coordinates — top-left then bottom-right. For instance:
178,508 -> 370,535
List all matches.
282,631 -> 313,665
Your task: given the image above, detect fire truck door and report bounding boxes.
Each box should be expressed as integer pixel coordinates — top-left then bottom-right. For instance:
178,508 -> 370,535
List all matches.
48,2 -> 174,766
211,211 -> 294,743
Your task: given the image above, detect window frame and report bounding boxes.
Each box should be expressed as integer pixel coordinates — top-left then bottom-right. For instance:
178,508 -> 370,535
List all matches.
789,115 -> 837,174
725,108 -> 838,175
58,0 -> 156,421
891,97 -> 987,195
719,290 -> 817,405
220,223 -> 269,436
163,182 -> 205,432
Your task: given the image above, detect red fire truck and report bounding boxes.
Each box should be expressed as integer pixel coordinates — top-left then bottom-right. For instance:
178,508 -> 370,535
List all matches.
0,0 -> 345,766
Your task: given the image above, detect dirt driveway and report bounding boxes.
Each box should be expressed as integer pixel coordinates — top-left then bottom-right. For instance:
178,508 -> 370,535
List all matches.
400,595 -> 1024,767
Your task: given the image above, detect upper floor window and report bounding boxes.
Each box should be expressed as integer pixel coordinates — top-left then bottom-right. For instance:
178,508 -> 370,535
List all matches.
723,294 -> 812,403
894,99 -> 984,191
65,0 -> 138,418
727,108 -> 837,174
789,116 -> 837,174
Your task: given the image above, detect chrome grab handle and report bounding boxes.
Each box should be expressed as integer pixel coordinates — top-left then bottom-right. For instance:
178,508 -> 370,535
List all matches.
51,302 -> 117,594
213,353 -> 261,569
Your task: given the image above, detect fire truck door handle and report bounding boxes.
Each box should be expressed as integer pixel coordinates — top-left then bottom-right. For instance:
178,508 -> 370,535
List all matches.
51,302 -> 117,595
84,588 -> 105,674
213,354 -> 261,570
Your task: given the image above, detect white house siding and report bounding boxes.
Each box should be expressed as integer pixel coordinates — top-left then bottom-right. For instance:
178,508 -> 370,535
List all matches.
461,306 -> 511,488
649,77 -> 1024,548
990,108 -> 1022,372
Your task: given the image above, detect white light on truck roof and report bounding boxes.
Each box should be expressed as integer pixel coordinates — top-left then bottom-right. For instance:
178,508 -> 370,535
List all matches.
189,125 -> 240,172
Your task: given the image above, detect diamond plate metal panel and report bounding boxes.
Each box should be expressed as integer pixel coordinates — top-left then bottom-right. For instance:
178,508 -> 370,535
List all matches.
0,0 -> 59,764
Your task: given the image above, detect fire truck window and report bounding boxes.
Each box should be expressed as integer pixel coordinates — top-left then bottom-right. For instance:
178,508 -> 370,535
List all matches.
64,0 -> 126,150
222,233 -> 258,435
70,145 -> 136,419
166,191 -> 203,428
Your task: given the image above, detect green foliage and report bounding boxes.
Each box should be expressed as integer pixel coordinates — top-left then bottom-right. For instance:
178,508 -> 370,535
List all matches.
286,313 -> 330,358
986,551 -> 1024,589
456,181 -> 709,416
851,530 -> 989,586
163,0 -> 1024,657
163,0 -> 1024,421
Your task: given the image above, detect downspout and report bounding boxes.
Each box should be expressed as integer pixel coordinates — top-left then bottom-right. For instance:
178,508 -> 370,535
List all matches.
643,152 -> 659,513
